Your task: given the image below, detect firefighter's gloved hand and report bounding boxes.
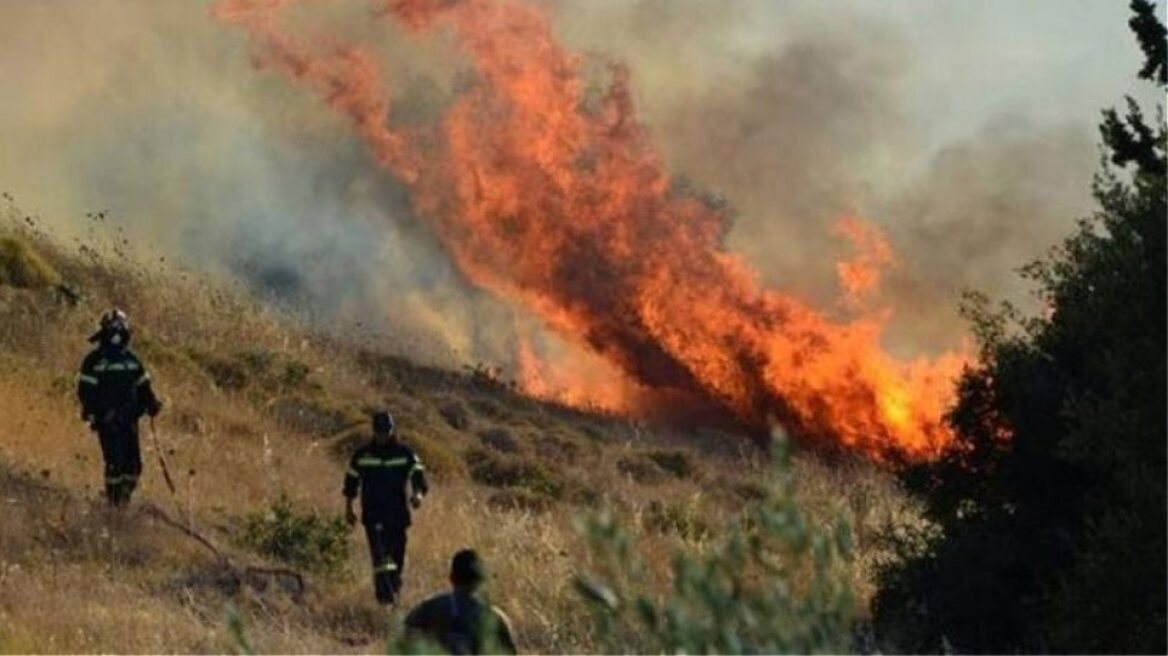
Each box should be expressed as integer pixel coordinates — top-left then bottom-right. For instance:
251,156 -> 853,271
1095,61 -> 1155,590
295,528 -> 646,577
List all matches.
146,398 -> 163,418
344,505 -> 358,527
409,493 -> 423,510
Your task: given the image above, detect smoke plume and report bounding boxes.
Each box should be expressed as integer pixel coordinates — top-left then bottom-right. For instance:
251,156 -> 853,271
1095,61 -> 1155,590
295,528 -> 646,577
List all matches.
0,0 -> 1119,458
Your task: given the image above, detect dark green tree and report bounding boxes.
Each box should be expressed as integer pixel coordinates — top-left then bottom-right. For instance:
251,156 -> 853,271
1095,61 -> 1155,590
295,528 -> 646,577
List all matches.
874,2 -> 1166,652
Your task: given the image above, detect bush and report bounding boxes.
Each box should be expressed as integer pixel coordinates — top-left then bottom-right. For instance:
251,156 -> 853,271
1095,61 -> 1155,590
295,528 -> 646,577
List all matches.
0,236 -> 61,289
186,348 -> 318,395
642,498 -> 710,542
437,399 -> 470,430
647,449 -> 697,479
616,455 -> 666,485
407,431 -> 464,480
236,496 -> 351,576
476,427 -> 520,454
576,440 -> 858,654
466,448 -> 564,499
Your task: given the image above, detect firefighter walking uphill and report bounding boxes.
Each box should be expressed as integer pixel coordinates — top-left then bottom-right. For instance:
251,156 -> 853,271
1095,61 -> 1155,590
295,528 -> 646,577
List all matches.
77,308 -> 162,507
344,410 -> 429,605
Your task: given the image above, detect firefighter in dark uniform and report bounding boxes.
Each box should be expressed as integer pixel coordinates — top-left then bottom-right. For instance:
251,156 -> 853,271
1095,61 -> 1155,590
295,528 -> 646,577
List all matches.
344,410 -> 428,605
404,549 -> 518,654
77,309 -> 162,507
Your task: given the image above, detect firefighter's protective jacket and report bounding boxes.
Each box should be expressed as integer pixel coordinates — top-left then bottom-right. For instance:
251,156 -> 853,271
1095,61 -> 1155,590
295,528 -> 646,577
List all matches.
77,346 -> 161,422
344,441 -> 428,526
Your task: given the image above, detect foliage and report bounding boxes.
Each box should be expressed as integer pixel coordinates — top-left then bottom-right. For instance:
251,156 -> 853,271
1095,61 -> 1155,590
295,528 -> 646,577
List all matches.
236,496 -> 351,576
466,447 -> 565,499
0,235 -> 61,289
575,440 -> 858,654
874,4 -> 1167,652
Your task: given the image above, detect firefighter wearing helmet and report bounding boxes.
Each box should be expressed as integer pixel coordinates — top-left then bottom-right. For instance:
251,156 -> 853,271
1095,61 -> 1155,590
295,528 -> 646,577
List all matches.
77,309 -> 162,507
344,410 -> 429,605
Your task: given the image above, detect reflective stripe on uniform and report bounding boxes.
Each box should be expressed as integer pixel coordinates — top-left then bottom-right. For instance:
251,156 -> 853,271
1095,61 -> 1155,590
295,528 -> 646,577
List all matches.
105,474 -> 139,485
93,360 -> 139,372
78,374 -> 99,385
136,372 -> 150,386
346,468 -> 360,478
374,560 -> 398,573
356,457 -> 410,468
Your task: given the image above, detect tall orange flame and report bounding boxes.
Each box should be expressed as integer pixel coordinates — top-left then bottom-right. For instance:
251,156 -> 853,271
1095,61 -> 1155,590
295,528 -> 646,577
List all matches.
214,0 -> 970,461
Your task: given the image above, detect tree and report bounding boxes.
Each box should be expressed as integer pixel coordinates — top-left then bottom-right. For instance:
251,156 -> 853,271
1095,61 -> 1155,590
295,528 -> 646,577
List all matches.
874,2 -> 1167,652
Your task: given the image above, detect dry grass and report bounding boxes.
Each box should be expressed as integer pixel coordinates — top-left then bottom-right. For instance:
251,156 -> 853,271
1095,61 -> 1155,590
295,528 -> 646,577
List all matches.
0,208 -> 922,652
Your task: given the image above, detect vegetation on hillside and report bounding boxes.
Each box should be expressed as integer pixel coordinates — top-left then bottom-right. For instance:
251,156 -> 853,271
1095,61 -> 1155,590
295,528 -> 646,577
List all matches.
0,199 -> 913,652
874,2 -> 1167,652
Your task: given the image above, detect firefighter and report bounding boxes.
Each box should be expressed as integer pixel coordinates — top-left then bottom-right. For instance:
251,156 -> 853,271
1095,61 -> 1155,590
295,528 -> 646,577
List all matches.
404,549 -> 518,655
77,308 -> 162,507
344,410 -> 428,605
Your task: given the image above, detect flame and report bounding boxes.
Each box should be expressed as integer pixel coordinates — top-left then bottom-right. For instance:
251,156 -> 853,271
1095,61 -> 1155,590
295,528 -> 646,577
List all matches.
517,334 -> 635,413
833,215 -> 896,310
214,0 -> 972,461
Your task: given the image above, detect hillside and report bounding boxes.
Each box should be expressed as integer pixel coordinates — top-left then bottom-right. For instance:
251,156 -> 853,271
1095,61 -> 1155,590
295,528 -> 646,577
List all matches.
0,202 -> 916,653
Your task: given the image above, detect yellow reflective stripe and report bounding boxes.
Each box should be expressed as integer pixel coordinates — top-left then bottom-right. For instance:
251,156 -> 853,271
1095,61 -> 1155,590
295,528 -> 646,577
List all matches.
356,457 -> 410,468
78,374 -> 99,385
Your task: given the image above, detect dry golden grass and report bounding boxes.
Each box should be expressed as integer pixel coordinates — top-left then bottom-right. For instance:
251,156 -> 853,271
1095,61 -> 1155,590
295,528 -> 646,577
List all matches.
0,209 -> 921,653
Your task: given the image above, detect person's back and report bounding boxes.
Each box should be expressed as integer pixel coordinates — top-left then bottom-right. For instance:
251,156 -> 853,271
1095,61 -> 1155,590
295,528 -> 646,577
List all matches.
404,550 -> 517,655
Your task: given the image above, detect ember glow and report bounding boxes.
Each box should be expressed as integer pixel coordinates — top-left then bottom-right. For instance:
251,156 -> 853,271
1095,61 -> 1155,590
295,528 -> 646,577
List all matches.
214,0 -> 971,461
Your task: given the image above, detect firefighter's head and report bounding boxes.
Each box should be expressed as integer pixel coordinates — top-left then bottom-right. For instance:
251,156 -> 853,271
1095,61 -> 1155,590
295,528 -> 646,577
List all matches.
91,308 -> 131,350
450,549 -> 486,593
372,410 -> 395,443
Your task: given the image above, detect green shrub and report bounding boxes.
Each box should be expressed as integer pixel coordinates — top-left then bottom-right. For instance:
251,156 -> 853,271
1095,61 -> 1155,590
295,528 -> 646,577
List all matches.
647,449 -> 697,479
186,348 -> 317,395
465,448 -> 564,499
236,496 -> 350,576
616,455 -> 666,485
0,236 -> 61,289
437,399 -> 470,431
575,440 -> 858,654
476,427 -> 520,453
187,349 -> 250,391
487,488 -> 554,513
406,431 -> 464,480
642,498 -> 710,542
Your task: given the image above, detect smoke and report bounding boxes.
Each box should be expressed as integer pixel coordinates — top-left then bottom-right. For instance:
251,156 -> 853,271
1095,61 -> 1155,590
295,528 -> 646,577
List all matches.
0,0 -> 515,364
0,0 -> 1124,379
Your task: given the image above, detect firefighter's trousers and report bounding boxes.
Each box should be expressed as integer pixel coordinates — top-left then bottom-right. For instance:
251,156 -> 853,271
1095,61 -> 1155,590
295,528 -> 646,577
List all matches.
96,419 -> 142,507
363,521 -> 408,604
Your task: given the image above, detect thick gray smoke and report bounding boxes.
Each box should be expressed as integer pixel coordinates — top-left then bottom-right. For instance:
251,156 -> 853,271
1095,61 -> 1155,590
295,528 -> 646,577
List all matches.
0,0 -> 1150,369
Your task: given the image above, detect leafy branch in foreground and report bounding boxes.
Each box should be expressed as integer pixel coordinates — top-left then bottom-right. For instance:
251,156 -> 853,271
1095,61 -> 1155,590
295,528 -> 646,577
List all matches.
574,437 -> 858,654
